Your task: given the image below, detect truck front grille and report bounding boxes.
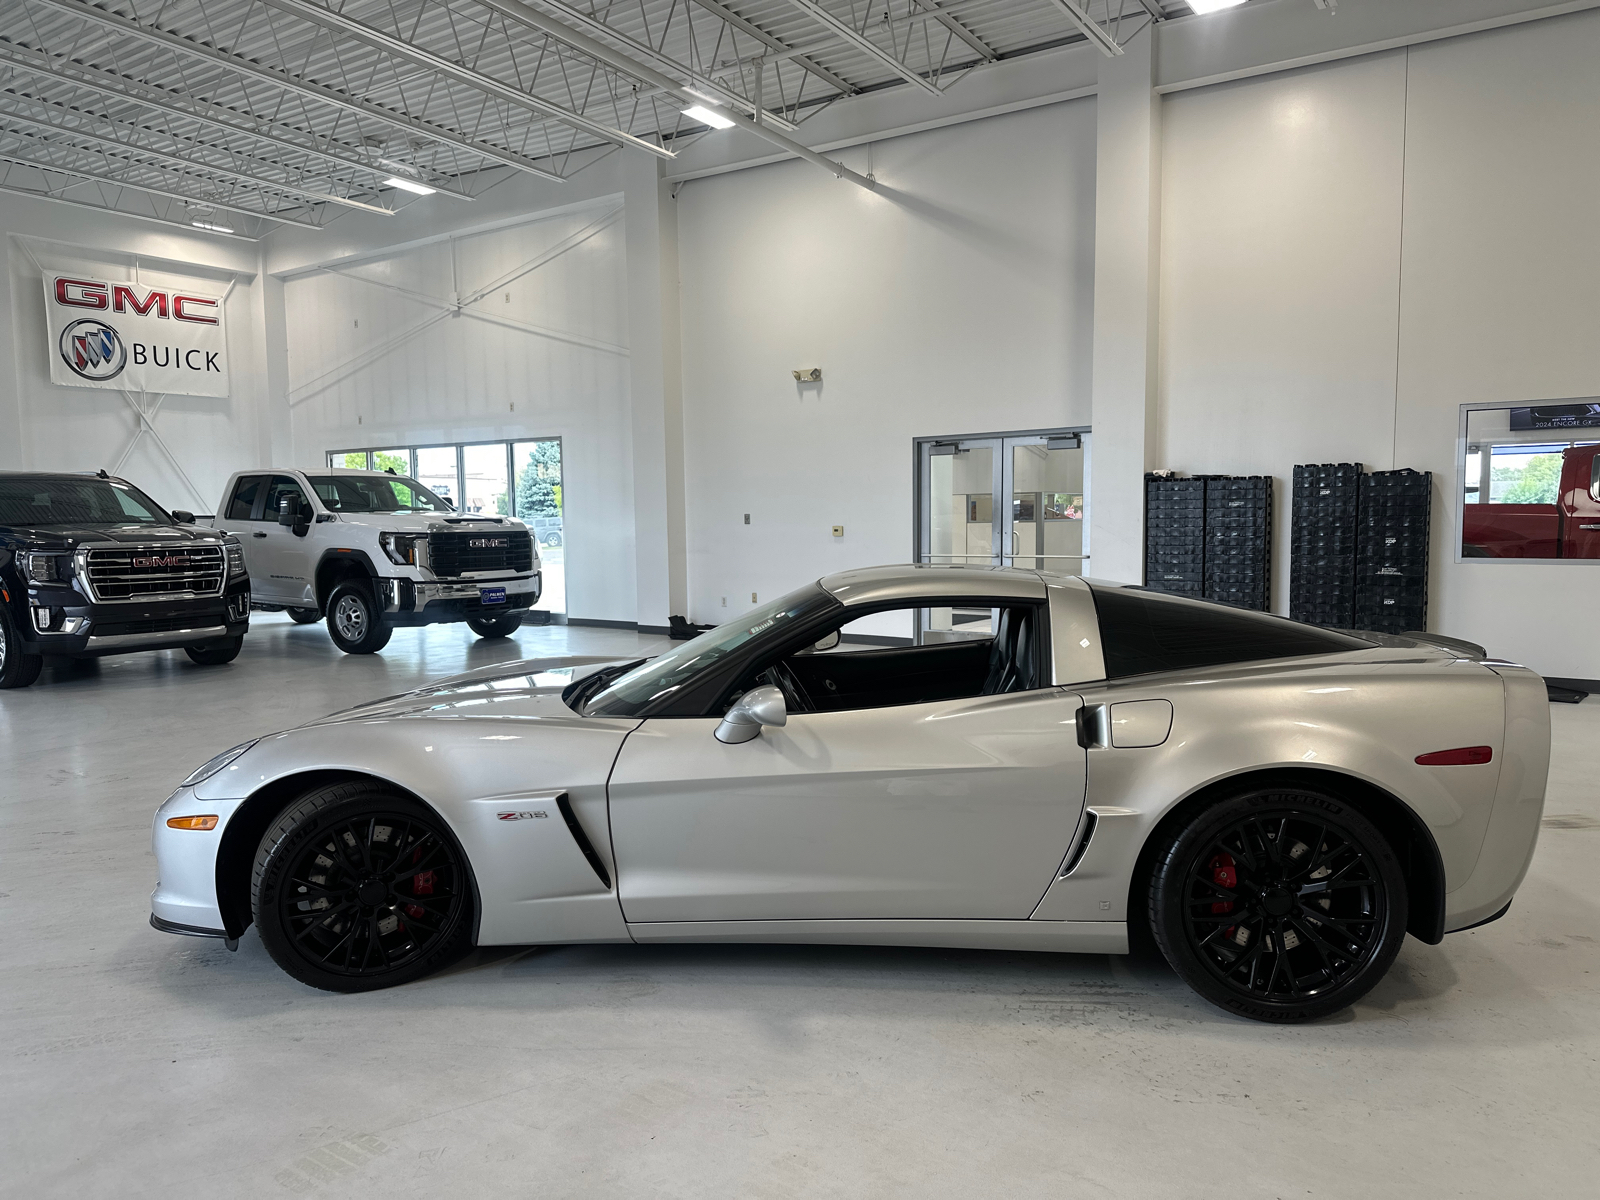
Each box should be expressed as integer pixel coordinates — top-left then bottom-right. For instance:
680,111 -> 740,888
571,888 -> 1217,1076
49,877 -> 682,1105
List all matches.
83,545 -> 226,602
428,529 -> 534,577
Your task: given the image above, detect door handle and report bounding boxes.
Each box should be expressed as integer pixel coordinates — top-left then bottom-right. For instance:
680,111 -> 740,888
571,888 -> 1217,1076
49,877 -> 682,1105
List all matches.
1580,524 -> 1600,530
252,531 -> 268,538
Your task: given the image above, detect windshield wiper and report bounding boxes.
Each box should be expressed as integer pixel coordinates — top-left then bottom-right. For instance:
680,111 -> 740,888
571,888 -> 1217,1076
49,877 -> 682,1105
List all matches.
562,658 -> 646,714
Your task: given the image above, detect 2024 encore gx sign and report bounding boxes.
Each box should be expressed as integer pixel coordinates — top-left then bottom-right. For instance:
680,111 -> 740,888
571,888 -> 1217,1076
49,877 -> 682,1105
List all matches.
44,274 -> 230,399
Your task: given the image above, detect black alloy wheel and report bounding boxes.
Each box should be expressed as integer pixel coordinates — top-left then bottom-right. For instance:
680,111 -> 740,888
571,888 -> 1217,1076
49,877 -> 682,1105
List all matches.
1150,789 -> 1407,1023
252,783 -> 474,992
326,580 -> 392,654
0,604 -> 43,689
467,612 -> 524,639
287,607 -> 321,624
185,636 -> 243,666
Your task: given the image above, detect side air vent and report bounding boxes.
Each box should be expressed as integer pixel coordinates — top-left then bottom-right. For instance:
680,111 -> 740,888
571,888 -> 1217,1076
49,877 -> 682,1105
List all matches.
1058,810 -> 1099,879
556,793 -> 612,890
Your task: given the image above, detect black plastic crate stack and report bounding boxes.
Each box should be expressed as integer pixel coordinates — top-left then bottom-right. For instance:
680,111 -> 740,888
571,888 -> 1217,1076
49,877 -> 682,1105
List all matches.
1355,468 -> 1431,634
1290,463 -> 1362,627
1203,477 -> 1272,610
1143,474 -> 1206,597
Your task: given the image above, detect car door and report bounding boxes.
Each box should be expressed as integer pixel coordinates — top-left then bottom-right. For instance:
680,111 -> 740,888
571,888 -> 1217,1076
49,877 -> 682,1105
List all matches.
606,609 -> 1088,925
253,474 -> 316,605
221,475 -> 276,598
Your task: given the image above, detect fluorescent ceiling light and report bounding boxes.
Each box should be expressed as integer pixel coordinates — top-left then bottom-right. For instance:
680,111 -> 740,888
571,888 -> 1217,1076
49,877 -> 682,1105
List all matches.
1188,0 -> 1248,12
682,105 -> 735,131
383,175 -> 437,195
190,220 -> 235,234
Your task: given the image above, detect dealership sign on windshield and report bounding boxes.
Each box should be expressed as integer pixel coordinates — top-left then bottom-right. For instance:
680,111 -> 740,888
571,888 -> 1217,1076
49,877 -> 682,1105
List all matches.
44,273 -> 230,398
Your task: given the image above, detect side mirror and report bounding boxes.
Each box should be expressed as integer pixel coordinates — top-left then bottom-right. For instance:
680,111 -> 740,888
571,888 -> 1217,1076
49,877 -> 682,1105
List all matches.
170,509 -> 195,525
279,496 -> 310,536
715,685 -> 787,744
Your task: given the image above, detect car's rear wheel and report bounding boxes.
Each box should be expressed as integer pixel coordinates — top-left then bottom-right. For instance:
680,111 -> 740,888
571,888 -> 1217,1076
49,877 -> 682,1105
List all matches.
326,581 -> 392,654
287,607 -> 321,624
0,606 -> 44,689
468,613 -> 523,638
1149,788 -> 1407,1023
185,636 -> 243,665
252,782 -> 475,992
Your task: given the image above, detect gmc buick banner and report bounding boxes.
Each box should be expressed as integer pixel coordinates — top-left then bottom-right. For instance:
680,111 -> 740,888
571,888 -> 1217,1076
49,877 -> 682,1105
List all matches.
43,271 -> 230,398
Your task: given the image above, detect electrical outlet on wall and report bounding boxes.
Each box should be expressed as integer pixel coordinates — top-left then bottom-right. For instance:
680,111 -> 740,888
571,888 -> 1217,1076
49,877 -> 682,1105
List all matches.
832,525 -> 843,537
751,592 -> 757,603
743,513 -> 750,525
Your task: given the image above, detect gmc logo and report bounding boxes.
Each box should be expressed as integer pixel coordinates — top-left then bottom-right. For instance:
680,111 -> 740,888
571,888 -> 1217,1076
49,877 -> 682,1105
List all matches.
55,278 -> 219,325
469,538 -> 508,548
132,556 -> 191,568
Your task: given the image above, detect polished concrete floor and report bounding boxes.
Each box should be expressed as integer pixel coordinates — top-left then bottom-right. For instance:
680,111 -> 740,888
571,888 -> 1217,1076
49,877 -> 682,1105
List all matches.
3,613 -> 1597,1197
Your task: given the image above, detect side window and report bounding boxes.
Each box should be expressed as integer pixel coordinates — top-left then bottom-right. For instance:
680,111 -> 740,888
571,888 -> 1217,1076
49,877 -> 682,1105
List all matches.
227,475 -> 267,521
752,601 -> 1046,714
1088,585 -> 1369,679
113,486 -> 159,521
264,475 -> 311,521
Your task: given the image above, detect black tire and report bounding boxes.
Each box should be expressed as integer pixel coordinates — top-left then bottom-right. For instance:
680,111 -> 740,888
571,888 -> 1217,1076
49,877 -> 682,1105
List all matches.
287,607 -> 321,624
0,604 -> 44,689
326,581 -> 392,654
185,636 -> 243,666
252,782 -> 475,993
1149,787 -> 1407,1023
467,612 -> 524,638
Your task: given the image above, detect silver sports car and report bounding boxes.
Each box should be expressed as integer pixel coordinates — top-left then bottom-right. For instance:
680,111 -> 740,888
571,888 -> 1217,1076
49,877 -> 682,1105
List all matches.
151,566 -> 1550,1022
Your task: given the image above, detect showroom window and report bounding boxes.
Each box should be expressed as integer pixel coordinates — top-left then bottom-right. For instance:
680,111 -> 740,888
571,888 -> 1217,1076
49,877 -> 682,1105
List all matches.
327,439 -> 566,612
1459,402 -> 1600,561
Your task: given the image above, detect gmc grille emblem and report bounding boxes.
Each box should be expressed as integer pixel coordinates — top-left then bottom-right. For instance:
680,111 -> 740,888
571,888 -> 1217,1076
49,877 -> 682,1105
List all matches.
468,538 -> 508,549
132,556 -> 191,568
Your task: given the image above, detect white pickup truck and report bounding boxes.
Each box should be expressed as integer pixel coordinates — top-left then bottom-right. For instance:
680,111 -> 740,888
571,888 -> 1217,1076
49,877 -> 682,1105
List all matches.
208,467 -> 542,653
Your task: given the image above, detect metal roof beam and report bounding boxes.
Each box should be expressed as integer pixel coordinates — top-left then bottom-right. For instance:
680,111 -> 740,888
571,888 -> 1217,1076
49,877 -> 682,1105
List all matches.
0,45 -> 475,200
776,0 -> 943,93
0,102 -> 397,215
27,0 -> 567,180
907,0 -> 997,62
0,177 -> 262,238
0,140 -> 322,226
472,0 -> 873,188
1044,0 -> 1126,56
257,0 -> 673,160
518,0 -> 797,130
684,0 -> 857,96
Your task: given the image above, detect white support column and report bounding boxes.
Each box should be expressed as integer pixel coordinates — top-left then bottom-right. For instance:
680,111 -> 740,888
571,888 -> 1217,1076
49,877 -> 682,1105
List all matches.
623,154 -> 687,631
1089,28 -> 1161,585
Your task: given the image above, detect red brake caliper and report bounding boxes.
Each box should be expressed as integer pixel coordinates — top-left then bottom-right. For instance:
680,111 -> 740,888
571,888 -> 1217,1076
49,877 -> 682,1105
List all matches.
1209,852 -> 1237,919
407,847 -> 433,921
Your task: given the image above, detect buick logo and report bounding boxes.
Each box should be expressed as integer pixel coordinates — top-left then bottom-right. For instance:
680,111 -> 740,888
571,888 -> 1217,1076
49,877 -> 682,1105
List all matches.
133,555 -> 190,568
60,319 -> 127,381
469,538 -> 508,549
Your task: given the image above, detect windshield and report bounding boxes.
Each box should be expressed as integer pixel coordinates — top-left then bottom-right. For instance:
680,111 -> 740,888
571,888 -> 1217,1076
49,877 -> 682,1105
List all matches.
0,477 -> 169,527
582,584 -> 837,717
307,474 -> 455,514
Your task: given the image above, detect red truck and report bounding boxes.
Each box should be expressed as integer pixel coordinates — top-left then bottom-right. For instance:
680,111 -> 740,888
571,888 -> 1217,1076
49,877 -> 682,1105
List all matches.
1463,443 -> 1600,558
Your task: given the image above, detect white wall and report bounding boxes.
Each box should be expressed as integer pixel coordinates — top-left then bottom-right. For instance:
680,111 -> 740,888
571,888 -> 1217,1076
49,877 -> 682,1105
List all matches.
1157,7 -> 1600,678
676,99 -> 1098,626
279,200 -> 637,621
1,192 -> 269,515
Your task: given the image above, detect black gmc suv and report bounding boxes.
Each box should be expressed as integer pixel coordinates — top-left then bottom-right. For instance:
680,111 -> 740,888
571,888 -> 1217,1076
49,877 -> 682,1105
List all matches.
0,472 -> 251,689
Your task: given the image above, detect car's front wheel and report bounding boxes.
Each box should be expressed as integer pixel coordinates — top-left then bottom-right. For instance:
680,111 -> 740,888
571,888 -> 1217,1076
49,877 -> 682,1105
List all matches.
185,636 -> 243,665
252,782 -> 475,992
287,606 -> 321,624
326,581 -> 392,654
468,613 -> 524,638
0,605 -> 44,689
1149,788 -> 1407,1023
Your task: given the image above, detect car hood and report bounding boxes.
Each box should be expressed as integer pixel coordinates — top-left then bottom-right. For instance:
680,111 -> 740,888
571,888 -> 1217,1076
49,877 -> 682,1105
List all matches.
306,655 -> 640,725
1,521 -> 226,550
323,512 -> 532,535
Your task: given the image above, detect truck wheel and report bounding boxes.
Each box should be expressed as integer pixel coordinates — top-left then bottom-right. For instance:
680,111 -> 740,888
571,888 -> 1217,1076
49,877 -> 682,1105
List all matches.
251,781 -> 475,992
467,613 -> 523,638
287,607 -> 321,624
1148,788 -> 1407,1023
327,581 -> 392,654
185,636 -> 244,666
0,606 -> 44,689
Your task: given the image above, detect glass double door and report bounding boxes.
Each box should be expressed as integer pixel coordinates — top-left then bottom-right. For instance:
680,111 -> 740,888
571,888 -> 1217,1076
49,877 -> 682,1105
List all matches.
916,431 -> 1087,639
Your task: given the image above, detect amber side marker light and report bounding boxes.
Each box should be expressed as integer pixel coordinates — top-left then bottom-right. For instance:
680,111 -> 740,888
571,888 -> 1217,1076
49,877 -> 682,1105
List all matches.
1415,746 -> 1493,766
167,815 -> 219,830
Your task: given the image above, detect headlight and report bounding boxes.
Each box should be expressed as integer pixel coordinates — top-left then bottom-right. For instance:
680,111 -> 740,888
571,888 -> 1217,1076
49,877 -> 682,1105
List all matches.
21,552 -> 67,583
180,739 -> 259,788
380,532 -> 428,566
223,535 -> 247,580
